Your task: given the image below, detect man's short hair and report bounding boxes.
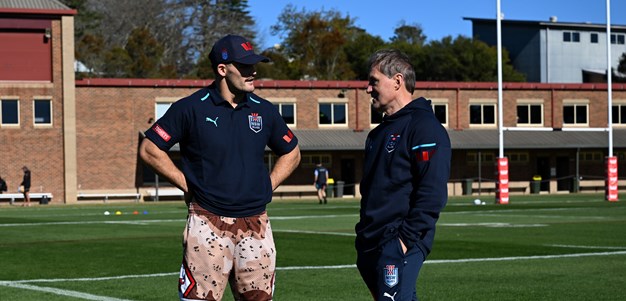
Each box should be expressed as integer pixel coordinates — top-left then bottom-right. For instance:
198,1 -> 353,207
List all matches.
367,49 -> 416,94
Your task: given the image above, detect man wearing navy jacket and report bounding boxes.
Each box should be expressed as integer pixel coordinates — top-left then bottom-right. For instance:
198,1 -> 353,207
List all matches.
140,35 -> 300,301
355,49 -> 451,301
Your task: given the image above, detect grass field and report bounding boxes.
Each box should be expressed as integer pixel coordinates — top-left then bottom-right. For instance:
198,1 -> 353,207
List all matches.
1,193 -> 625,300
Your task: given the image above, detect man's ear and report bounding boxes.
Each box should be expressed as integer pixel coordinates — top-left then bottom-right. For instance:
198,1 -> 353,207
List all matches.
216,63 -> 228,77
394,73 -> 404,90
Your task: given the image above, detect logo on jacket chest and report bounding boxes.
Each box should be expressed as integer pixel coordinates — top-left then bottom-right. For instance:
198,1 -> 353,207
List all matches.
248,113 -> 263,133
385,134 -> 401,153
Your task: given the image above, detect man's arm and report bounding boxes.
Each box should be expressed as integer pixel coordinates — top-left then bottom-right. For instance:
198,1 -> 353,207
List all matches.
270,145 -> 301,191
139,138 -> 188,193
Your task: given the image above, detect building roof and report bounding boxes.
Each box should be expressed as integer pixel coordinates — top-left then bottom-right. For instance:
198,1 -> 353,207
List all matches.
0,0 -> 69,10
294,129 -> 626,151
162,129 -> 626,152
463,17 -> 626,31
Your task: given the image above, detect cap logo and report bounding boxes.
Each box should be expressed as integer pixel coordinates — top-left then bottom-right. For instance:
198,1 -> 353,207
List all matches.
241,42 -> 253,51
221,48 -> 228,60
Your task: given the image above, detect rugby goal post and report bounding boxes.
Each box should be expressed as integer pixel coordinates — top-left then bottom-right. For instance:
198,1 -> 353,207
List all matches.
494,0 -> 617,203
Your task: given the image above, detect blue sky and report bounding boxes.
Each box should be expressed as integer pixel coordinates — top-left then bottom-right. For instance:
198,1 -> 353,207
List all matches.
248,0 -> 626,49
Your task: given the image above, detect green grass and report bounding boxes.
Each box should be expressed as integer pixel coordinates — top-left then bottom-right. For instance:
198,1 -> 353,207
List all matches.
1,194 -> 625,300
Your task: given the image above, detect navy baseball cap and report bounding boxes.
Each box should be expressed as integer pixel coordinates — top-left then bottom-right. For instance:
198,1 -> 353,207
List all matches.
209,35 -> 270,66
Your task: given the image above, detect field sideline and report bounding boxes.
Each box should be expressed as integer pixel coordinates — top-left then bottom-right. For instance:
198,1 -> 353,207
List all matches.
1,194 -> 625,300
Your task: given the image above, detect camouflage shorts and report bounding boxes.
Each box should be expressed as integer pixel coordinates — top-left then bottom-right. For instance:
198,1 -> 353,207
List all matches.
179,203 -> 276,301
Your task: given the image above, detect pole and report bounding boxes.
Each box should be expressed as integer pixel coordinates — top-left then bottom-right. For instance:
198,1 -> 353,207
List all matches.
606,0 -> 613,157
497,0 -> 504,159
494,0 -> 509,204
605,0 -> 618,202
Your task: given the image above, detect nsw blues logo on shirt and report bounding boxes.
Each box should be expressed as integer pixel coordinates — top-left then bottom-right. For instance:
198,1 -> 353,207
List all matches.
248,113 -> 263,133
385,134 -> 401,153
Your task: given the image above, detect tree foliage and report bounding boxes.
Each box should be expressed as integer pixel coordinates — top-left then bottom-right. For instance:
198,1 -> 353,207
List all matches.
66,1 -> 526,82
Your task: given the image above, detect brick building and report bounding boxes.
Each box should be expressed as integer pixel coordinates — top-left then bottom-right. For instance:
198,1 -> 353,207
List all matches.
2,1 -> 626,204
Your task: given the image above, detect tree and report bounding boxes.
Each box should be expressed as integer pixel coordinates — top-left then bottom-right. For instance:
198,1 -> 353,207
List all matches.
344,29 -> 387,80
271,5 -> 358,80
618,52 -> 626,75
125,27 -> 165,78
420,35 -> 524,82
390,21 -> 426,46
69,0 -> 258,78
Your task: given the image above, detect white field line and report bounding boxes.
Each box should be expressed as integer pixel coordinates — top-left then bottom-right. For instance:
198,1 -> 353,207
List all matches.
0,281 -> 134,301
4,250 -> 626,286
3,251 -> 626,300
439,222 -> 548,228
546,244 -> 626,250
0,214 -> 359,227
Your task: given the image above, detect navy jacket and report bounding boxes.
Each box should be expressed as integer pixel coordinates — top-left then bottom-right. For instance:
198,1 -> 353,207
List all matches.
355,98 -> 451,256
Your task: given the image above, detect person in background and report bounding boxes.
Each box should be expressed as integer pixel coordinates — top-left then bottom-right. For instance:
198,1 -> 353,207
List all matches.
139,34 -> 300,301
0,175 -> 7,194
355,49 -> 451,301
20,166 -> 31,207
314,162 -> 329,204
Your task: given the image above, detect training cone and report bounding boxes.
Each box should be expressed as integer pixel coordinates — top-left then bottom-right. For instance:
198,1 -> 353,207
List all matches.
115,211 -> 122,215
133,210 -> 139,215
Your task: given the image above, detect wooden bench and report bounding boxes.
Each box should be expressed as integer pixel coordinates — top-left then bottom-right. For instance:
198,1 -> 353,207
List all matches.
577,179 -> 622,193
144,188 -> 184,201
273,185 -> 318,199
77,192 -> 141,203
0,193 -> 53,205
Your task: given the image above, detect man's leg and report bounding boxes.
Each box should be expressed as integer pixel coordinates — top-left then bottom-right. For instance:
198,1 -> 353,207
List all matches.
229,212 -> 276,301
357,239 -> 425,301
179,204 -> 235,301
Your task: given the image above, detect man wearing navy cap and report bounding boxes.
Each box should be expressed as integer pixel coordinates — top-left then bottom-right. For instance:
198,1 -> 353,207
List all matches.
140,34 -> 301,301
355,49 -> 451,301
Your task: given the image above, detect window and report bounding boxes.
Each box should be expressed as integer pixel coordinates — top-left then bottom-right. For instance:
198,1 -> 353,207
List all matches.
580,152 -> 603,162
273,103 -> 296,125
1,99 -> 19,125
611,34 -> 625,45
469,104 -> 495,125
563,31 -> 580,42
154,97 -> 180,121
563,104 -> 588,125
34,99 -> 52,125
433,103 -> 448,126
517,104 -> 543,125
590,33 -> 598,43
612,104 -> 626,124
507,152 -> 529,163
370,105 -> 383,125
286,153 -> 331,168
466,151 -> 495,164
319,103 -> 347,125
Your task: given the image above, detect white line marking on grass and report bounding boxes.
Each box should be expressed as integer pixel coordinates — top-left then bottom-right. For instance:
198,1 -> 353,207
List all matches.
271,214 -> 358,220
5,272 -> 177,284
440,222 -> 547,228
273,229 -> 356,236
546,244 -> 626,250
0,281 -> 134,301
6,251 -> 625,285
277,264 -> 356,270
0,214 -> 357,227
426,250 -> 626,264
0,219 -> 185,227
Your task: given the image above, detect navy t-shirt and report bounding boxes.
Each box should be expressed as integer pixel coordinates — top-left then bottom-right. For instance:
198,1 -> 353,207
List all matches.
144,83 -> 298,217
